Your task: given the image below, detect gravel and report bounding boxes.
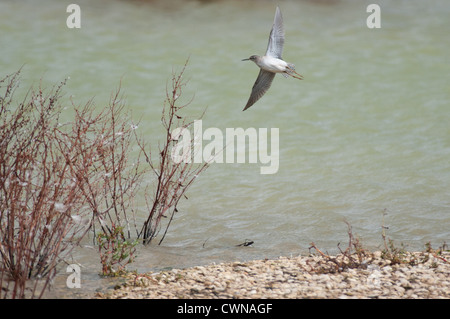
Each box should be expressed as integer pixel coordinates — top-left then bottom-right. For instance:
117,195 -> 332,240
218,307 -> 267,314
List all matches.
96,250 -> 450,299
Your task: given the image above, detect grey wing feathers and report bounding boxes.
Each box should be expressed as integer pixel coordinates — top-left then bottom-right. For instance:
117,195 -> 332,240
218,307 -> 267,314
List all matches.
243,70 -> 275,111
265,6 -> 284,59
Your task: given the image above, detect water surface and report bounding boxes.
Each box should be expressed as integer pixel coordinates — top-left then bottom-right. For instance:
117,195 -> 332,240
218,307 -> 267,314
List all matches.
1,0 -> 449,297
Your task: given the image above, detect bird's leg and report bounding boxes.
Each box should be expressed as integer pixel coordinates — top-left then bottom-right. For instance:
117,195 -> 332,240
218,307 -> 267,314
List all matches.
286,66 -> 303,80
290,73 -> 303,80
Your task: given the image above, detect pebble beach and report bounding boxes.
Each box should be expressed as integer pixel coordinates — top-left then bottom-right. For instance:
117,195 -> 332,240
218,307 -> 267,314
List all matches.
97,250 -> 450,299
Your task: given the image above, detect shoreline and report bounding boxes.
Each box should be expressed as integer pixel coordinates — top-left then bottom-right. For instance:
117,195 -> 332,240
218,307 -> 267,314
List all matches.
96,250 -> 449,299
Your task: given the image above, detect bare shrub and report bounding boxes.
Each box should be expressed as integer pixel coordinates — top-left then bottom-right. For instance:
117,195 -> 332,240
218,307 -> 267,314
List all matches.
308,221 -> 372,273
57,85 -> 144,277
0,70 -> 93,298
66,87 -> 143,237
1,60 -> 208,295
0,70 -> 143,296
137,60 -> 209,244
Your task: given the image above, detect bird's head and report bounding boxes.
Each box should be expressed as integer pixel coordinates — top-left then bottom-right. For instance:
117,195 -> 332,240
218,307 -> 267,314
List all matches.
242,55 -> 259,63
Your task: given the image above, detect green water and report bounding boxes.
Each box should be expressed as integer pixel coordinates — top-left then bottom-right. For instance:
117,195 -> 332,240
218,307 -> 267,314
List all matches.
1,0 -> 450,297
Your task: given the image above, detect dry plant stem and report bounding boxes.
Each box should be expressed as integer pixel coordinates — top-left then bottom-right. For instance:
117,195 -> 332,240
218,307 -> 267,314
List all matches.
138,59 -> 208,244
1,62 -> 207,295
59,84 -> 143,232
309,221 -> 371,273
0,70 -> 90,298
59,84 -> 144,274
309,243 -> 330,259
0,70 -> 143,297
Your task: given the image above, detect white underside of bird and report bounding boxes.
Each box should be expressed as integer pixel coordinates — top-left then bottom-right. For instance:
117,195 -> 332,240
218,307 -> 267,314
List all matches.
256,56 -> 290,73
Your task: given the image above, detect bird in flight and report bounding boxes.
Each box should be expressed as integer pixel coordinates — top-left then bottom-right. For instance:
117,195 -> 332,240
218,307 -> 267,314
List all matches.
242,6 -> 303,111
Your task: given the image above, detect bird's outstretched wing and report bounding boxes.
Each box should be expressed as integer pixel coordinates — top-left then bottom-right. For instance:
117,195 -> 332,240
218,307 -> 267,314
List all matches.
265,6 -> 284,59
243,69 -> 275,111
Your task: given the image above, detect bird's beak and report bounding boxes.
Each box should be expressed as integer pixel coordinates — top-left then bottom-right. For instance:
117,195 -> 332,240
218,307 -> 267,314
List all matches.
242,58 -> 250,61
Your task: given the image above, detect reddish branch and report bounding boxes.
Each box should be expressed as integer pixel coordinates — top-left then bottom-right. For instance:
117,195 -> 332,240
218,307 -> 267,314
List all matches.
138,59 -> 208,245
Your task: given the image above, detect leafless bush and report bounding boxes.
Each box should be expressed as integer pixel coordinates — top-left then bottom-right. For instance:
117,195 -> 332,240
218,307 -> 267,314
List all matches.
1,60 -> 208,295
0,70 -> 91,298
308,221 -> 372,273
58,85 -> 144,277
62,86 -> 144,237
137,60 -> 209,244
0,70 -> 143,297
